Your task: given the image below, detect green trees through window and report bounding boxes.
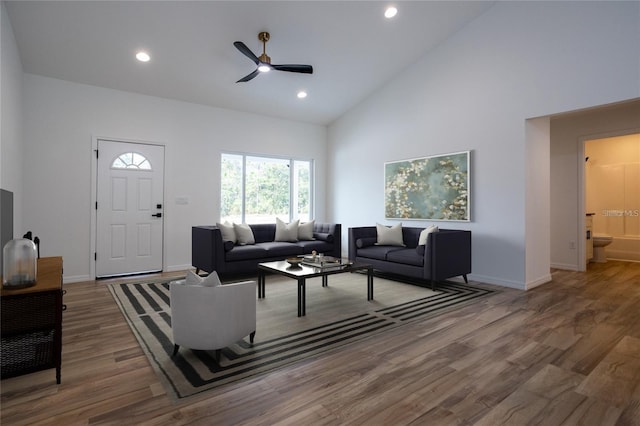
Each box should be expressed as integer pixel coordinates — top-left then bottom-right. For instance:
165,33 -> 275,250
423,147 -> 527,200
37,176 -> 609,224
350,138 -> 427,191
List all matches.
221,153 -> 312,224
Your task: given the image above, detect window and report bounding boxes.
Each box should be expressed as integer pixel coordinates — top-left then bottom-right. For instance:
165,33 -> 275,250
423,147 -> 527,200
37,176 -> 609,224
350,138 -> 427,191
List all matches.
111,152 -> 152,170
221,153 -> 313,224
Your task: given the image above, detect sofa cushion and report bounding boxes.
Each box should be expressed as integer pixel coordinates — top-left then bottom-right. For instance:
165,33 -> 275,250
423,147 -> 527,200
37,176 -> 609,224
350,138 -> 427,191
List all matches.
260,241 -> 303,257
223,240 -> 235,252
314,232 -> 334,242
225,244 -> 267,261
216,221 -> 236,243
234,223 -> 255,245
386,248 -> 424,267
376,223 -> 405,246
296,240 -> 334,254
356,237 -> 376,248
298,220 -> 315,241
275,218 -> 299,242
250,224 -> 276,243
357,245 -> 405,261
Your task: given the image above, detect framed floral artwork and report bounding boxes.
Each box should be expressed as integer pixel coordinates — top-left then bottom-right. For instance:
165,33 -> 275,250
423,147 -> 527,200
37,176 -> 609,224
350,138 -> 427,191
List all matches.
384,151 -> 470,221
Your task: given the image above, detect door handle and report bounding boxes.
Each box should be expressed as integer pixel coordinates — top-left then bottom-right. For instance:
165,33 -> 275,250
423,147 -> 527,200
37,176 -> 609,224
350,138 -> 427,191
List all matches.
152,213 -> 162,218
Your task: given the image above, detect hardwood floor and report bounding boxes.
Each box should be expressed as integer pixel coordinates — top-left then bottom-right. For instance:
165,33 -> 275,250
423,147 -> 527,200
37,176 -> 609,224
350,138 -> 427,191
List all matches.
2,262 -> 640,425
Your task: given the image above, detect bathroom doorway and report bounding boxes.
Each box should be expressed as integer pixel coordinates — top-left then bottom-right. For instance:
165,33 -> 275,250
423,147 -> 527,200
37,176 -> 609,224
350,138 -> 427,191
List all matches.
583,132 -> 640,264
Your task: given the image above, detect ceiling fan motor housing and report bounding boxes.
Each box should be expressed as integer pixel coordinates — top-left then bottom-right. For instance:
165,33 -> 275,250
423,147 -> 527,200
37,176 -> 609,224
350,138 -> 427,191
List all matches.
258,32 -> 271,64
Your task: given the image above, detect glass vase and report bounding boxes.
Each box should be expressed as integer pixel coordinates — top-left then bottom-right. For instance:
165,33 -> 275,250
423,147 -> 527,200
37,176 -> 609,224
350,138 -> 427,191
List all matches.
3,238 -> 37,289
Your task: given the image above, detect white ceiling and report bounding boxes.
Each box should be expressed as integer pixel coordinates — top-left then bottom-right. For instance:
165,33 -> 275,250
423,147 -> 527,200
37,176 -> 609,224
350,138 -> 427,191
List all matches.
5,1 -> 494,126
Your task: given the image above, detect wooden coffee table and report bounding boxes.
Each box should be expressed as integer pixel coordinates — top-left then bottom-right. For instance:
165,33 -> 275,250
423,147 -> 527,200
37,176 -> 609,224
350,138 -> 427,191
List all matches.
257,259 -> 373,317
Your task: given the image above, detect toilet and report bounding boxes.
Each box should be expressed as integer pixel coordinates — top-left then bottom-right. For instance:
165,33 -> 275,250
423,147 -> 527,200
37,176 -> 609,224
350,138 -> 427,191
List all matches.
592,234 -> 613,263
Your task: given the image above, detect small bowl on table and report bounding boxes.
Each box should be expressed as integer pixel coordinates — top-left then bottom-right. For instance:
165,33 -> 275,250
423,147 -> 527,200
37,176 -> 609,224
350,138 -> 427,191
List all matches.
286,257 -> 303,267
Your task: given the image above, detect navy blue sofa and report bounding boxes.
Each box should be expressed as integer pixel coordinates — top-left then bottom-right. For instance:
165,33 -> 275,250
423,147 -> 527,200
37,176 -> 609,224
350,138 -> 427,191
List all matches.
348,226 -> 471,289
192,223 -> 341,277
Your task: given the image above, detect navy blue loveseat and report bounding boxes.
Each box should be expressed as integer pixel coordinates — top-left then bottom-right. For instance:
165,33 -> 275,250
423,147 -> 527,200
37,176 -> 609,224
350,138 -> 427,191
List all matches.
348,226 -> 471,289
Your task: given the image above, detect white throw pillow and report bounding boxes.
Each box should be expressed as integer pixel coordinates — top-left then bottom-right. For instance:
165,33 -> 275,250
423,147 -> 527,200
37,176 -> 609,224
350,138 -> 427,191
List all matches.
184,270 -> 221,287
418,225 -> 439,246
216,221 -> 236,243
298,220 -> 315,241
234,223 -> 255,245
375,223 -> 405,246
275,217 -> 299,242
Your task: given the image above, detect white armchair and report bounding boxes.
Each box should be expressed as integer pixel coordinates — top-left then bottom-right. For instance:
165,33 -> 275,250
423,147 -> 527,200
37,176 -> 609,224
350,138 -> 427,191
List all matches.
170,271 -> 256,361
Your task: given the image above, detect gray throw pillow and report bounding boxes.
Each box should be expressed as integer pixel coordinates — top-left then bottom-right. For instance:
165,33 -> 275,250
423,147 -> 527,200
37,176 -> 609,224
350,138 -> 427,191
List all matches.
234,223 -> 255,245
216,221 -> 237,243
298,220 -> 315,241
375,223 -> 405,246
185,270 -> 221,287
275,217 -> 299,242
416,225 -> 439,255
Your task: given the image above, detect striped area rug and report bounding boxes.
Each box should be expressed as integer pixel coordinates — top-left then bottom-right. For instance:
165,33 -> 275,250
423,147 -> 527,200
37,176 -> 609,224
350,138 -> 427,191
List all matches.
108,273 -> 497,400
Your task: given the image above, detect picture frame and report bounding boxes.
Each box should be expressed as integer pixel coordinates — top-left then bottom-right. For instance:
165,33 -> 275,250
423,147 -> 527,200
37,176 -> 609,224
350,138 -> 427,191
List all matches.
384,151 -> 470,221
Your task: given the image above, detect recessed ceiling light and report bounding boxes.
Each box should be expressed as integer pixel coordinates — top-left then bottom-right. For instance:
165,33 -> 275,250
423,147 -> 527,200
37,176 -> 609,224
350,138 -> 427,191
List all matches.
297,91 -> 307,99
136,51 -> 150,62
384,6 -> 398,19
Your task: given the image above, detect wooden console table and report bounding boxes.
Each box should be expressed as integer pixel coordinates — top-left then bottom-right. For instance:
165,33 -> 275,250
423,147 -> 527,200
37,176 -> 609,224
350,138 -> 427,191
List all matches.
1,257 -> 63,383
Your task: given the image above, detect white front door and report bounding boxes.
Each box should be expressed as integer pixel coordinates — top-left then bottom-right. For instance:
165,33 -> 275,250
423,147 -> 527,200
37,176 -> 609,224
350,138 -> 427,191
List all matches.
96,140 -> 165,278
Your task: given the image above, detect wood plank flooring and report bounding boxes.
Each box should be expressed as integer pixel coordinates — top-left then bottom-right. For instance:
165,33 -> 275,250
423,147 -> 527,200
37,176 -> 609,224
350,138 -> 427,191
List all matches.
2,262 -> 640,425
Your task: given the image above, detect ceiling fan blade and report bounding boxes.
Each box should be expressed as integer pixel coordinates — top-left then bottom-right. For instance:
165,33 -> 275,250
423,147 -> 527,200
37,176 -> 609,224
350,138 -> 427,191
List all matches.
272,64 -> 313,74
236,69 -> 260,83
233,41 -> 260,65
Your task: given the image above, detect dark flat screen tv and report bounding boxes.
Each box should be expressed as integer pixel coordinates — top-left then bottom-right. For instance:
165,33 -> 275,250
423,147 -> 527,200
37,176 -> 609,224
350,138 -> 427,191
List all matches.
1,189 -> 14,275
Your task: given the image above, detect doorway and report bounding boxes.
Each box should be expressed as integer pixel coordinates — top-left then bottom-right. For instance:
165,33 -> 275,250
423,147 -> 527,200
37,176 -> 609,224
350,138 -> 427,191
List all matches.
584,133 -> 640,264
95,140 -> 165,278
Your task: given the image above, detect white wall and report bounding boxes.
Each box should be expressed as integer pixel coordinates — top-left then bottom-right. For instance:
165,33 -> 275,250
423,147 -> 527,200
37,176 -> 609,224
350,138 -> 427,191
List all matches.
328,1 -> 640,289
22,75 -> 327,282
1,1 -> 24,235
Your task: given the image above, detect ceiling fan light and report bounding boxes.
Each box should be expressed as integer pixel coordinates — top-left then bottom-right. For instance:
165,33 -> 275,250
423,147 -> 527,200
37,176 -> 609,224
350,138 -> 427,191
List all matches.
136,51 -> 150,62
258,64 -> 271,72
384,6 -> 398,19
297,91 -> 307,99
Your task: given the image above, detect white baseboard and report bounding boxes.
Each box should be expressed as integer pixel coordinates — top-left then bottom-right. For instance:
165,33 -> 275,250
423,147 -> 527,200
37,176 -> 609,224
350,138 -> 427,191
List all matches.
467,273 -> 526,290
63,274 -> 91,284
165,264 -> 193,273
525,274 -> 552,290
550,262 -> 580,271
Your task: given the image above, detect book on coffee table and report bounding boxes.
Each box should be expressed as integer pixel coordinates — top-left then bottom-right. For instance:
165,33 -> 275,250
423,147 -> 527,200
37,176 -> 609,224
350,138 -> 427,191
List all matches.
300,255 -> 348,269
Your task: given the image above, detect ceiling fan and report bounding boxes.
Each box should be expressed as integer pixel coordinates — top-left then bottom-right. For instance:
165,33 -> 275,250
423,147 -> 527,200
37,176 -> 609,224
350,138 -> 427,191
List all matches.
233,32 -> 313,83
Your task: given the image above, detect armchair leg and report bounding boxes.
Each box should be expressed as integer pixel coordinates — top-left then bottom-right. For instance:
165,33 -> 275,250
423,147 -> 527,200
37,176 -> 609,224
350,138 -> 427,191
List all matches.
463,274 -> 468,283
249,331 -> 256,344
172,344 -> 180,356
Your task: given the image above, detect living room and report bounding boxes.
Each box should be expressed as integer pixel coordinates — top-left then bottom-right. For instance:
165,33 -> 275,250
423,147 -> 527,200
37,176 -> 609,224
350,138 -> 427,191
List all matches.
2,1 -> 639,290
2,1 -> 640,423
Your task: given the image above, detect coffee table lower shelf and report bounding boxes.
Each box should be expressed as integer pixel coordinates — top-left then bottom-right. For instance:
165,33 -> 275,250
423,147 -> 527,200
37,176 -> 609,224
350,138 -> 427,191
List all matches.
257,260 -> 373,317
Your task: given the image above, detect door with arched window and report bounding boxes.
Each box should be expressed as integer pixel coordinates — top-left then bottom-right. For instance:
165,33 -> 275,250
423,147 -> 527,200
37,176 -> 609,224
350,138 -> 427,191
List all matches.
96,140 -> 165,277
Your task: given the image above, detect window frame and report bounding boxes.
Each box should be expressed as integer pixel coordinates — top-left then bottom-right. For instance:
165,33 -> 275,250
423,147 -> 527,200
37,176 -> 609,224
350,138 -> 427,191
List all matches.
220,151 -> 314,224
110,151 -> 153,170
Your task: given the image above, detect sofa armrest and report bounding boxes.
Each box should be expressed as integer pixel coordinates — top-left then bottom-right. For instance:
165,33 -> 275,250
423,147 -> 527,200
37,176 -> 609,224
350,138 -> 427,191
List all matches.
310,223 -> 341,258
192,226 -> 227,274
425,230 -> 472,281
348,226 -> 377,260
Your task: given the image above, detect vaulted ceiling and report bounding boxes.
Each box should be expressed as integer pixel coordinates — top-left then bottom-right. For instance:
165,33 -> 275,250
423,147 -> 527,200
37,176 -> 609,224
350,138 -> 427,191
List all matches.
5,1 -> 494,125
